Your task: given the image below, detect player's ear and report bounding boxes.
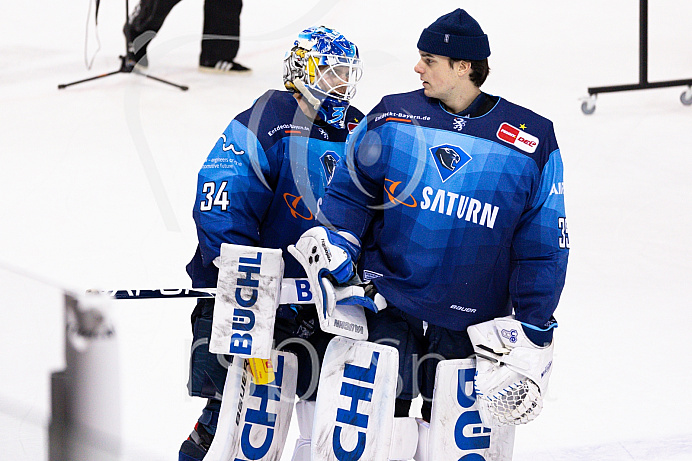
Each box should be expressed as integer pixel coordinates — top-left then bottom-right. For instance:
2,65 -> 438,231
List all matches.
456,60 -> 472,77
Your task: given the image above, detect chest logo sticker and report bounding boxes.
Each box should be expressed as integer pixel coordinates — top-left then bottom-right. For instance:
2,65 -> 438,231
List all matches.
496,123 -> 539,154
429,144 -> 472,183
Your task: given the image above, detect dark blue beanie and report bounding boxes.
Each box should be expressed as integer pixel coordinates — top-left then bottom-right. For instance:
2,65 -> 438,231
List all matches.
417,9 -> 490,60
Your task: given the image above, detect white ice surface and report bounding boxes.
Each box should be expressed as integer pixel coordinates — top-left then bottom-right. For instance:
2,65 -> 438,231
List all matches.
1,0 -> 692,459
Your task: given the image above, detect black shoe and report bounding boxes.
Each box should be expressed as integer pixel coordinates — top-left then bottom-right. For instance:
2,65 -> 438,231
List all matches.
199,60 -> 251,73
122,52 -> 148,72
123,22 -> 149,71
178,422 -> 214,461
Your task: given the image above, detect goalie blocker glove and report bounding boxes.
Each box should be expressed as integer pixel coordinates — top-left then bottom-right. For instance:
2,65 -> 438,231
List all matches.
467,316 -> 555,427
288,226 -> 386,318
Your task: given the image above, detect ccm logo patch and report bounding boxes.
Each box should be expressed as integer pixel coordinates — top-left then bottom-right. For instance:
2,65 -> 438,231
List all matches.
496,123 -> 539,154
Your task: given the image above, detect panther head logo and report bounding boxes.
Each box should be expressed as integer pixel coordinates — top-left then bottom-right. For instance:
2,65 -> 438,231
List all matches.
321,152 -> 339,185
429,144 -> 472,182
434,147 -> 461,171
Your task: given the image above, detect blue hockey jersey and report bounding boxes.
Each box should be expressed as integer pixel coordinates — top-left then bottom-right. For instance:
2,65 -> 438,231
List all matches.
320,89 -> 568,332
186,90 -> 363,288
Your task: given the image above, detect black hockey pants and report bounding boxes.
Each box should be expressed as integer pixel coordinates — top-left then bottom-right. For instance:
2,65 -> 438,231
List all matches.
127,0 -> 242,63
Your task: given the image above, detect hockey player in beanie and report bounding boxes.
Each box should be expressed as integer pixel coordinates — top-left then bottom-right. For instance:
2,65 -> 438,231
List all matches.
412,8 -> 494,112
417,8 -> 491,60
291,7 -> 568,461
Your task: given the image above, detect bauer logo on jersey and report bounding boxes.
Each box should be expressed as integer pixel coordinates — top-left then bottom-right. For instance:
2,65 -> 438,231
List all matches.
429,144 -> 472,182
496,123 -> 539,154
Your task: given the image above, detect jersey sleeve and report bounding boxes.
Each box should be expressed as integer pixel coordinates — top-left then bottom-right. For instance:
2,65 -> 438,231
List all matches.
510,142 -> 569,336
192,117 -> 277,268
319,102 -> 389,238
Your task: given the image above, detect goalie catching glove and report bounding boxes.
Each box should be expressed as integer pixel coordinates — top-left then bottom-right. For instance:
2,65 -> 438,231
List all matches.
467,316 -> 555,427
287,226 -> 386,318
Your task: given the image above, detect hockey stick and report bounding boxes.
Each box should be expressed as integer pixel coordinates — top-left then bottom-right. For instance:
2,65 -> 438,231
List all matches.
102,278 -> 314,304
104,288 -> 216,300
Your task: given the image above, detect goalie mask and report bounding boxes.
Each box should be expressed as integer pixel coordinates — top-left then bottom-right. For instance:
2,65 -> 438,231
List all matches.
283,26 -> 362,128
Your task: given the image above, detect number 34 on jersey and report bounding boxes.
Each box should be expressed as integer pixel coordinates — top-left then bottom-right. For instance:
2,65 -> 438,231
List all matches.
200,181 -> 230,211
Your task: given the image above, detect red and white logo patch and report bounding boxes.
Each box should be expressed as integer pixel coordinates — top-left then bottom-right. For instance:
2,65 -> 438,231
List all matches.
496,123 -> 539,154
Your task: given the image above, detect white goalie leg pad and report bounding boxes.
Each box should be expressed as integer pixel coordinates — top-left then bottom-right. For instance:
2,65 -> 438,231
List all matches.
288,227 -> 369,341
414,359 -> 515,461
290,400 -> 316,461
413,419 -> 429,461
204,350 -> 298,461
312,336 -> 399,461
467,316 -> 554,427
291,439 -> 311,461
210,243 -> 284,359
388,417 -> 418,460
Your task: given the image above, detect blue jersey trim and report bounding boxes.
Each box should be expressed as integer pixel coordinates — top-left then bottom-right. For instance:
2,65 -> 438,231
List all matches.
521,320 -> 558,331
521,319 -> 557,346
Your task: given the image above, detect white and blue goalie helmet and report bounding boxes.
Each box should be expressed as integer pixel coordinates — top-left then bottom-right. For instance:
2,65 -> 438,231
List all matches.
283,26 -> 363,127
